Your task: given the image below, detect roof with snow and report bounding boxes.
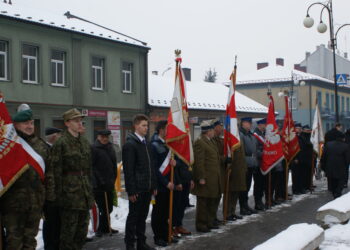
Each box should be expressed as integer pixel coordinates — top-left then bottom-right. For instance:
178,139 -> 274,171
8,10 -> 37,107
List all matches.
0,1 -> 148,48
235,65 -> 333,85
148,74 -> 268,114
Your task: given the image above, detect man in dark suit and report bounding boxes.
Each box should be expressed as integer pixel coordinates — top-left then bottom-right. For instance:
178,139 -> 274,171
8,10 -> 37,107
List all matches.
123,114 -> 157,250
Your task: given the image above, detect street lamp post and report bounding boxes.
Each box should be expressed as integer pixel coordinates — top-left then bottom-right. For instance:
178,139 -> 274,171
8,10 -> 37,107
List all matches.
303,0 -> 350,123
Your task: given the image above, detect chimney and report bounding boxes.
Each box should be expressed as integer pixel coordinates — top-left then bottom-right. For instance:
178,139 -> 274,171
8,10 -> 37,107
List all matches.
305,52 -> 311,59
344,52 -> 348,59
182,67 -> 191,81
294,64 -> 307,73
276,58 -> 284,66
151,70 -> 158,75
257,62 -> 269,70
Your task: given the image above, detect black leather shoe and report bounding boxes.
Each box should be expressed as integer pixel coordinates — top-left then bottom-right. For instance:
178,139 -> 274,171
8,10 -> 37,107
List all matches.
196,227 -> 211,233
247,206 -> 258,214
226,215 -> 237,221
154,239 -> 168,247
232,214 -> 243,220
95,231 -> 103,237
126,244 -> 135,250
255,203 -> 266,211
240,207 -> 252,216
111,228 -> 119,234
209,224 -> 219,230
137,242 -> 155,250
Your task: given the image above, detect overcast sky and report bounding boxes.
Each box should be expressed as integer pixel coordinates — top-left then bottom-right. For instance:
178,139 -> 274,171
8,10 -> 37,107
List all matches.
18,0 -> 350,82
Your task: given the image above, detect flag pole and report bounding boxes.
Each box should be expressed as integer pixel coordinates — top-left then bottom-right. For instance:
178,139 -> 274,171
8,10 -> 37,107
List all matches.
168,151 -> 174,243
223,166 -> 231,224
268,172 -> 272,208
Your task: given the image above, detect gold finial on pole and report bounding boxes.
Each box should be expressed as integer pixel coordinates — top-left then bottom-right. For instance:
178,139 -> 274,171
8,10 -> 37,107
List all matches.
175,49 -> 181,58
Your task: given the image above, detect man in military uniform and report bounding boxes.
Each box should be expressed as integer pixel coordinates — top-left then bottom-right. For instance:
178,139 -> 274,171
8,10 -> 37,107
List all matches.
0,104 -> 53,249
211,119 -> 225,223
192,120 -> 222,232
50,108 -> 94,250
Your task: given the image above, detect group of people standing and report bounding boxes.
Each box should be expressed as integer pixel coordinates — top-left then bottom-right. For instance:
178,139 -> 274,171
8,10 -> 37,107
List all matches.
1,105 -> 119,250
2,102 -> 350,250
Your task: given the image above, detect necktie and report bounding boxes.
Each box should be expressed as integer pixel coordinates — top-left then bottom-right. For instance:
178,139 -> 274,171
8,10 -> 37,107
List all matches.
142,139 -> 146,145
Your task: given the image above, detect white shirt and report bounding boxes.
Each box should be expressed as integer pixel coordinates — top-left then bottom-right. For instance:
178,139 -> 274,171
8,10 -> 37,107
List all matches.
134,132 -> 145,143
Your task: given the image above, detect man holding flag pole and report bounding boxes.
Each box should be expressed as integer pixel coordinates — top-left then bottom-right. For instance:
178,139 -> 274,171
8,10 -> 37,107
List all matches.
165,50 -> 194,241
281,93 -> 300,200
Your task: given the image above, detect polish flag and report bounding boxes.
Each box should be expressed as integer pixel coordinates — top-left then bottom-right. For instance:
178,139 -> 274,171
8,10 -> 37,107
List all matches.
224,62 -> 240,156
0,93 -> 45,197
165,52 -> 194,166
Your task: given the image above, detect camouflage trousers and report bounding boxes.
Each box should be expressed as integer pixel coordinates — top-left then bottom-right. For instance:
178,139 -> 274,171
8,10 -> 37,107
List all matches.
60,209 -> 89,250
2,209 -> 41,250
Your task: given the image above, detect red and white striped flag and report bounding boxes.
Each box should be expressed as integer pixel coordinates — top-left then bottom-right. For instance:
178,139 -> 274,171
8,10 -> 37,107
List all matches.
159,150 -> 171,176
165,52 -> 194,166
0,94 -> 45,197
224,61 -> 240,156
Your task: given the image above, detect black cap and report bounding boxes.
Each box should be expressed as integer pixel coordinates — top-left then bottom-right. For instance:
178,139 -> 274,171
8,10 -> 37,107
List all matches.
257,118 -> 266,125
45,127 -> 62,136
97,129 -> 111,136
295,123 -> 302,128
302,125 -> 311,130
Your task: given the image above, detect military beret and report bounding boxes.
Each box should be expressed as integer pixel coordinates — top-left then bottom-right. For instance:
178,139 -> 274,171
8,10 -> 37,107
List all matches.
97,129 -> 111,136
212,119 -> 223,127
13,109 -> 33,122
257,118 -> 266,125
302,125 -> 311,130
63,108 -> 84,122
241,117 -> 252,123
200,120 -> 214,131
295,123 -> 302,128
45,127 -> 62,136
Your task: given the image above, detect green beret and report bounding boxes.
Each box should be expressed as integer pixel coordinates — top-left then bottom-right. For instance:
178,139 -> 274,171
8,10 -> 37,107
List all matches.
13,109 -> 33,122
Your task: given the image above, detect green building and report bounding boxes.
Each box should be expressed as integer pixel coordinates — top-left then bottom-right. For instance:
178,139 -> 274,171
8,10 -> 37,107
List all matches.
0,1 -> 150,145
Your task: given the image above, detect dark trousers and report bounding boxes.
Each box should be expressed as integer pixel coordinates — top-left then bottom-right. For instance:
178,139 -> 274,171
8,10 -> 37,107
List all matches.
95,191 -> 114,233
303,164 -> 312,190
43,205 -> 61,250
173,182 -> 190,227
254,170 -> 266,202
330,177 -> 345,199
125,192 -> 151,245
151,191 -> 169,241
228,191 -> 239,217
292,164 -> 304,193
273,170 -> 284,200
239,167 -> 260,207
195,196 -> 217,230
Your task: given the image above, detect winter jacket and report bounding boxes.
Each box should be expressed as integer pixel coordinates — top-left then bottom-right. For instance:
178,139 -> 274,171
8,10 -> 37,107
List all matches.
296,132 -> 313,169
92,140 -> 117,192
321,140 -> 350,179
228,140 -> 247,192
122,133 -> 157,196
254,127 -> 265,166
240,128 -> 258,168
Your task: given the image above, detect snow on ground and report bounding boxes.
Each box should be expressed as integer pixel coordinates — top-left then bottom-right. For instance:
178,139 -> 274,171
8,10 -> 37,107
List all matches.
252,223 -> 324,250
318,191 -> 350,214
320,221 -> 350,250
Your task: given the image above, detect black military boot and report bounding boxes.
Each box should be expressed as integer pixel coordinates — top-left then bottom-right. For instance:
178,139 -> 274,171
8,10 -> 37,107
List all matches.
254,199 -> 266,211
137,241 -> 155,250
240,206 -> 252,216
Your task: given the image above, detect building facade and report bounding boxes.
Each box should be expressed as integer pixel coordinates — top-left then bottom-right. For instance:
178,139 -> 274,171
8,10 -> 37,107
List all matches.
0,1 -> 149,145
235,64 -> 350,131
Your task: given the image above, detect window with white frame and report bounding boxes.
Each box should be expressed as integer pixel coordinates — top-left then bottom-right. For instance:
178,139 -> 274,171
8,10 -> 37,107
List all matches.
289,90 -> 298,110
51,50 -> 65,86
0,41 -> 8,81
122,62 -> 133,93
92,57 -> 104,90
22,44 -> 38,83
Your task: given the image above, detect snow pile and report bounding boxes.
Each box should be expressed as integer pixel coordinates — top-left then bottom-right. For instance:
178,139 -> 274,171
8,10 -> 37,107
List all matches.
317,191 -> 350,224
320,221 -> 350,250
253,223 -> 324,250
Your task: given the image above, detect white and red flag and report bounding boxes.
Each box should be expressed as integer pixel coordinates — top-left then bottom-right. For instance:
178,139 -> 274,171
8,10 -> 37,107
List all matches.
281,96 -> 300,165
261,95 -> 284,175
310,99 -> 324,157
165,52 -> 194,166
224,61 -> 240,156
0,93 -> 45,197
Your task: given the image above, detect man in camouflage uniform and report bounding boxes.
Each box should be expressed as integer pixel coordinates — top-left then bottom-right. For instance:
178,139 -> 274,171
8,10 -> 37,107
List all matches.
0,104 -> 54,249
50,108 -> 94,250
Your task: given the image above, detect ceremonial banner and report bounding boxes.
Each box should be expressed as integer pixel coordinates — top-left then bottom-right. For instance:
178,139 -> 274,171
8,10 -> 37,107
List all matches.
0,94 -> 45,197
89,203 -> 100,233
159,151 -> 171,176
261,95 -> 284,175
165,52 -> 194,166
310,101 -> 324,157
281,96 -> 300,165
224,61 -> 240,156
